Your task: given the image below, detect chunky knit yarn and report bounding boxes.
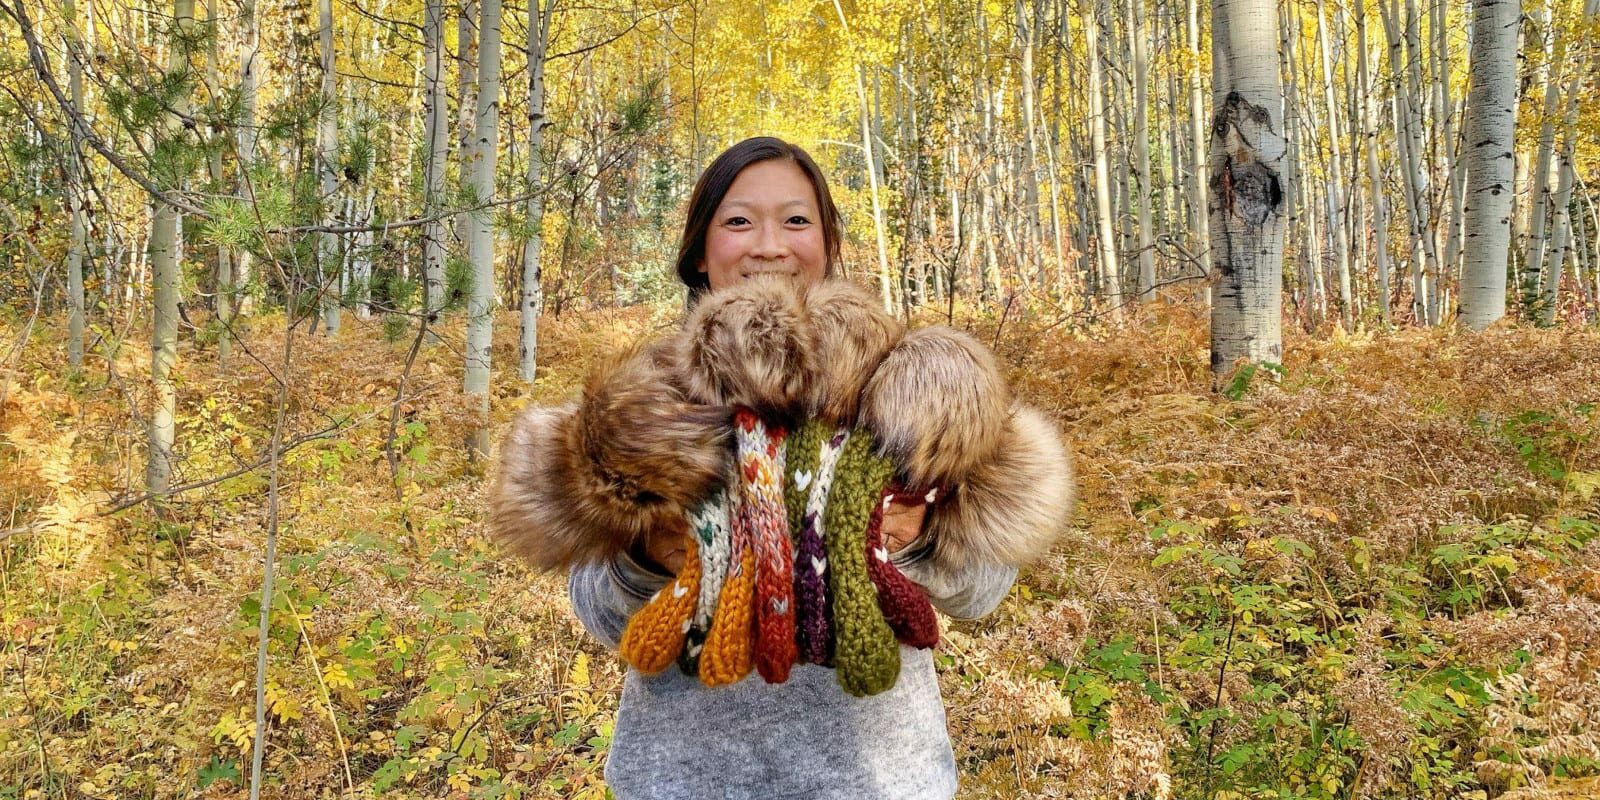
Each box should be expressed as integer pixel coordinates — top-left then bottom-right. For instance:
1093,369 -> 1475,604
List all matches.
735,409 -> 797,683
678,486 -> 732,676
700,470 -> 756,687
865,488 -> 940,649
824,430 -> 900,696
619,535 -> 702,673
783,420 -> 832,666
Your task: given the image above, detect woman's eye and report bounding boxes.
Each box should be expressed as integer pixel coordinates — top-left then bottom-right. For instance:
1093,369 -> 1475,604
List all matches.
786,216 -> 811,225
725,216 -> 750,226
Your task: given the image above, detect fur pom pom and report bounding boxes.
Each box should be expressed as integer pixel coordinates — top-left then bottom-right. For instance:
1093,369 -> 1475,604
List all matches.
802,280 -> 904,424
922,405 -> 1075,570
489,343 -> 732,572
681,278 -> 814,420
858,326 -> 1010,488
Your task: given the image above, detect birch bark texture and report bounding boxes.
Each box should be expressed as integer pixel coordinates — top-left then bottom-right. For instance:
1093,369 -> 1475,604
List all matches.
66,0 -> 85,369
1208,0 -> 1287,378
148,0 -> 196,494
1459,0 -> 1520,330
519,0 -> 549,382
234,0 -> 259,315
1186,0 -> 1212,291
464,0 -> 502,458
316,0 -> 340,334
1539,0 -> 1600,323
422,0 -> 448,335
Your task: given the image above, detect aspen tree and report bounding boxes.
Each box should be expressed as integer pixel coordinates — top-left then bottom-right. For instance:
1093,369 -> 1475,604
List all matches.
66,0 -> 86,369
463,0 -> 501,458
1208,0 -> 1287,378
423,0 -> 448,339
1086,5 -> 1121,309
316,0 -> 339,334
1538,0 -> 1600,324
1186,0 -> 1212,294
1522,2 -> 1561,301
235,0 -> 259,315
1132,0 -> 1156,301
205,0 -> 232,361
1459,0 -> 1520,330
148,0 -> 196,495
1314,0 -> 1352,329
1356,0 -> 1390,325
519,0 -> 550,382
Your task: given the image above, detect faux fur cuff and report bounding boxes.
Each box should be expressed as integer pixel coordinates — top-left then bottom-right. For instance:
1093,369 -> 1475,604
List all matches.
489,343 -> 732,572
859,326 -> 1011,489
922,404 -> 1075,570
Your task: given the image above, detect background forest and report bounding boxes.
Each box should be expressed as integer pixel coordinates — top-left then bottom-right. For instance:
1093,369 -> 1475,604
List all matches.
2,0 -> 1600,796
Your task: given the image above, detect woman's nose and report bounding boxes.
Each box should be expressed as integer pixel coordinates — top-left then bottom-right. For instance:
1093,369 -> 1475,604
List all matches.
750,223 -> 789,258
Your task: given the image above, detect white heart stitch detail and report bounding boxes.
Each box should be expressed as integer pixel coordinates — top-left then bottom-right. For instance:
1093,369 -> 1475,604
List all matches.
795,470 -> 814,490
672,582 -> 688,598
812,556 -> 827,574
874,547 -> 889,562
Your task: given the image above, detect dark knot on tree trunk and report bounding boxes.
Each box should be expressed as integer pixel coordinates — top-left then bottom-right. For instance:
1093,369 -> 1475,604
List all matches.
1209,91 -> 1284,226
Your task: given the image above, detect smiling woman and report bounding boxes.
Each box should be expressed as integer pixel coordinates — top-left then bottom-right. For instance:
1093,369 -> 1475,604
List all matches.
493,136 -> 1074,800
674,137 -> 843,298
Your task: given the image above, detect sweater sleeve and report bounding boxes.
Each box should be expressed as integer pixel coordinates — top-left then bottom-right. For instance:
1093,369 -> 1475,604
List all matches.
890,542 -> 1017,621
566,552 -> 675,650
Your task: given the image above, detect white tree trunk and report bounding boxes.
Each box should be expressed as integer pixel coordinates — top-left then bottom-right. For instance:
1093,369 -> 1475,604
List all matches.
1186,0 -> 1212,295
1086,8 -> 1121,309
1356,0 -> 1390,325
149,0 -> 195,495
1538,0 -> 1599,324
1458,0 -> 1520,330
1208,0 -> 1287,377
463,0 -> 501,458
317,0 -> 340,334
354,187 -> 374,318
66,0 -> 86,369
1132,0 -> 1156,301
234,0 -> 258,315
1434,0 -> 1466,288
1520,8 -> 1561,298
422,0 -> 448,340
857,65 -> 894,312
519,0 -> 549,383
205,0 -> 232,362
1315,0 -> 1352,329
454,0 -> 479,246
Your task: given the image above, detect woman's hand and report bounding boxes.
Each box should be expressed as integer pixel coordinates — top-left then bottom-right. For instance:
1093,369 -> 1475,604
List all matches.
880,496 -> 928,555
636,518 -> 691,575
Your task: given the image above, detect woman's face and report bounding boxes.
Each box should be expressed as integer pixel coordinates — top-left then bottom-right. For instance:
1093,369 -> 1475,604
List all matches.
699,159 -> 828,292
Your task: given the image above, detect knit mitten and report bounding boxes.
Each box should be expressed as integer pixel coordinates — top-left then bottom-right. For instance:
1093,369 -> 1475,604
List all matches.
784,420 -> 840,666
824,430 -> 900,696
701,478 -> 756,687
865,487 -> 940,649
619,533 -> 702,673
678,486 -> 732,676
736,409 -> 798,684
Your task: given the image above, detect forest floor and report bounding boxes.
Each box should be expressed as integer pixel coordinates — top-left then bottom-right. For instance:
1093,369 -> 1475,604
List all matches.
3,300 -> 1599,799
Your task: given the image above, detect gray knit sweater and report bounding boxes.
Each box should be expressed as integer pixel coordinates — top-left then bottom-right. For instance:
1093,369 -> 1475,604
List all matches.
567,541 -> 1017,800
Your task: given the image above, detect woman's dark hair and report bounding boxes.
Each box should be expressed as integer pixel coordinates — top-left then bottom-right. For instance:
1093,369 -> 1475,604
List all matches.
675,137 -> 842,296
